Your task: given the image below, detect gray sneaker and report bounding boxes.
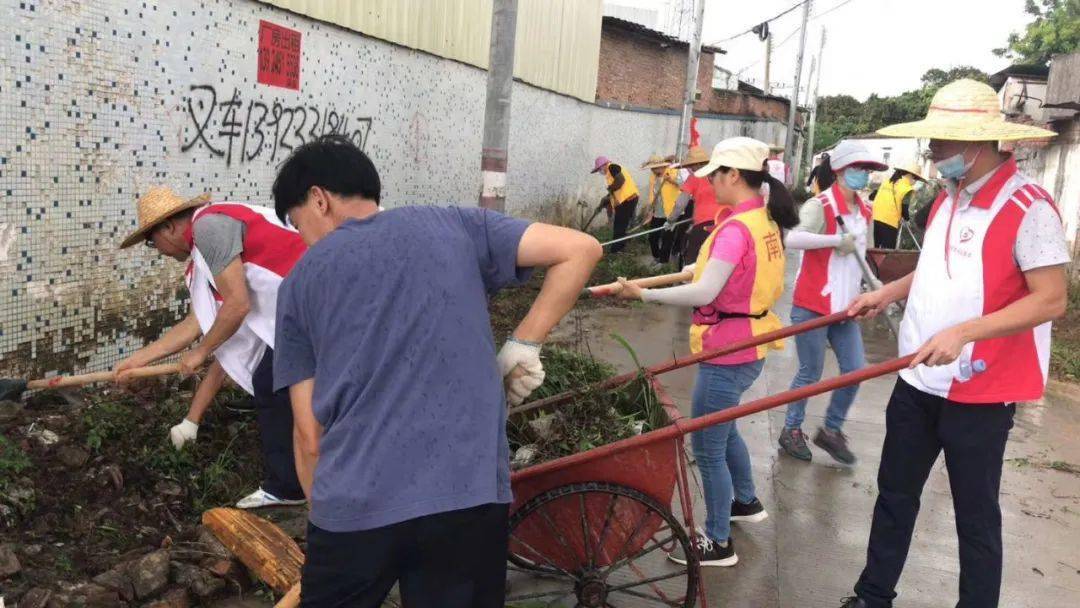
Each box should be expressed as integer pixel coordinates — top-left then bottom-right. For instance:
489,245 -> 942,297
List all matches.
778,427 -> 812,461
813,427 -> 856,465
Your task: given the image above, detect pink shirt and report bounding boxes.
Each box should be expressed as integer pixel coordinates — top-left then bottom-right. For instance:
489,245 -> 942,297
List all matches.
697,198 -> 764,365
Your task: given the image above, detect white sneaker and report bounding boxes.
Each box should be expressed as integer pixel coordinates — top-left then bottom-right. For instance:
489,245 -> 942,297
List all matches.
235,488 -> 306,509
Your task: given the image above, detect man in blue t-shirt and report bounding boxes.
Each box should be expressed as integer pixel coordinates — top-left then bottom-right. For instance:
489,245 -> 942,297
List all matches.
270,135 -> 602,607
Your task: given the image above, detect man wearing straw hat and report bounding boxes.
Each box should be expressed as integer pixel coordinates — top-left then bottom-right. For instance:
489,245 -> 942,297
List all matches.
640,154 -> 681,266
668,145 -> 730,266
844,79 -> 1069,608
114,187 -> 308,510
590,156 -> 640,253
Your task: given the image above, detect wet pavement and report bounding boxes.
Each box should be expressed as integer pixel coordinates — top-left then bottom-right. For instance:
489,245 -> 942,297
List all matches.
548,257 -> 1080,607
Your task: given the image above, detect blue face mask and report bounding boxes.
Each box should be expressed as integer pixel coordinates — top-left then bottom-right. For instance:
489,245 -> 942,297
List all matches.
843,168 -> 870,190
934,151 -> 973,180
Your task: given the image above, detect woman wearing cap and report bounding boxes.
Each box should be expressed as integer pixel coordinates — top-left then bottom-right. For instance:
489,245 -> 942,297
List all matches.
778,140 -> 886,465
640,154 -> 681,266
590,156 -> 640,253
616,137 -> 799,567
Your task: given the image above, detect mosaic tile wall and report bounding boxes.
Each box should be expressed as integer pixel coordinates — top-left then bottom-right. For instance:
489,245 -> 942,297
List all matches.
0,0 -> 789,376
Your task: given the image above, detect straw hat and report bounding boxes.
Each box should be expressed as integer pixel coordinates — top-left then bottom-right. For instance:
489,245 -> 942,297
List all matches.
678,146 -> 711,167
878,79 -> 1056,141
768,144 -> 786,153
641,154 -> 669,169
119,187 -> 210,249
694,137 -> 770,177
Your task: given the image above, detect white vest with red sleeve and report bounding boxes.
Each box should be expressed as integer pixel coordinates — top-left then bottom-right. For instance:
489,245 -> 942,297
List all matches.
183,202 -> 307,395
899,159 -> 1058,403
792,183 -> 873,315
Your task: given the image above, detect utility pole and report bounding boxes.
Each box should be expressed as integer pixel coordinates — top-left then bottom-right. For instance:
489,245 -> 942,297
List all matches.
805,28 -> 827,176
763,34 -> 773,96
479,0 -> 518,211
794,54 -> 815,179
783,0 -> 811,186
675,0 -> 706,159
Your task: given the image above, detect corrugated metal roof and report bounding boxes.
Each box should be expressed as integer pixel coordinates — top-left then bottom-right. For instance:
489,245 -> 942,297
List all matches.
258,0 -> 602,102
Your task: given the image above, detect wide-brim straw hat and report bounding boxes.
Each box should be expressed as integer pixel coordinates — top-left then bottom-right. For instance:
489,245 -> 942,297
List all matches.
641,154 -> 669,169
878,79 -> 1057,142
119,187 -> 210,248
768,144 -> 786,153
677,146 -> 711,167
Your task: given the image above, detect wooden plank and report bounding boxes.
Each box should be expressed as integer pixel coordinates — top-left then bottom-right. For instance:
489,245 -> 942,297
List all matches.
201,507 -> 304,594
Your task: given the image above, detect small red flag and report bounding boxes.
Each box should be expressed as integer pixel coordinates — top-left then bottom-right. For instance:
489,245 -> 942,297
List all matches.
689,117 -> 701,148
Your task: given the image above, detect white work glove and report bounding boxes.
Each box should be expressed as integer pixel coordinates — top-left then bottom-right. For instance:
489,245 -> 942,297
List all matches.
497,338 -> 545,406
169,419 -> 199,450
834,234 -> 857,256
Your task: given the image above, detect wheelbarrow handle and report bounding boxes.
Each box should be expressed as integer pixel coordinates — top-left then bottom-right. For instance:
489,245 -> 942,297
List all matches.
26,362 -> 183,390
512,355 -> 916,482
508,310 -> 852,417
583,270 -> 694,298
275,583 -> 301,608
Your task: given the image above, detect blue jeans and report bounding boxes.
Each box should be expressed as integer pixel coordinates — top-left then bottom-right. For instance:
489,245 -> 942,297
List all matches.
691,359 -> 765,543
784,305 -> 866,431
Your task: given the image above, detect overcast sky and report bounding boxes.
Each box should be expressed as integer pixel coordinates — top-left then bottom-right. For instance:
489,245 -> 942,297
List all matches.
614,0 -> 1035,100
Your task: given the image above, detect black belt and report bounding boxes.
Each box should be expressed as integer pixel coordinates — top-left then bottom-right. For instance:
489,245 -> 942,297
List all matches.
693,306 -> 770,326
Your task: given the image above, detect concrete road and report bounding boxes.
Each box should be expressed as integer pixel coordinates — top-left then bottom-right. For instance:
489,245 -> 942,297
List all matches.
550,259 -> 1080,608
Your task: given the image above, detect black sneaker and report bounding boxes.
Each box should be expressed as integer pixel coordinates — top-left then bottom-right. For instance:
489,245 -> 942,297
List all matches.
730,498 -> 768,523
779,427 -> 812,461
813,427 -> 857,465
839,596 -> 868,608
668,532 -> 737,567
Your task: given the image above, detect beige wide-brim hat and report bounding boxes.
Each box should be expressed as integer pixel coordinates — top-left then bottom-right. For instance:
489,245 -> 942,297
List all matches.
878,79 -> 1057,142
119,187 -> 210,249
677,145 -> 711,167
641,154 -> 669,169
694,137 -> 770,177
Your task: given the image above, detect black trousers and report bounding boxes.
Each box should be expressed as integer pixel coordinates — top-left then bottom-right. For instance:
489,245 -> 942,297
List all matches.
681,220 -> 715,265
252,348 -> 304,500
648,217 -> 674,263
855,379 -> 1015,608
609,196 -> 639,253
301,503 -> 509,608
874,221 -> 899,249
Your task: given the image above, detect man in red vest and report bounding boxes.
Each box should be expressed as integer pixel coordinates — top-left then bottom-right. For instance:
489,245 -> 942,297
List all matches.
842,80 -> 1069,608
115,187 -> 308,509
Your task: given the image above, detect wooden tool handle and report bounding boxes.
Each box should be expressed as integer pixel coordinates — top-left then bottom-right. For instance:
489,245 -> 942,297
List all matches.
275,583 -> 301,608
585,270 -> 693,298
26,362 -> 183,390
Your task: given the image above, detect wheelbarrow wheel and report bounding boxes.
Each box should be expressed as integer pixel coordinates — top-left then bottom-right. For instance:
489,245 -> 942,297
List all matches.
506,481 -> 698,608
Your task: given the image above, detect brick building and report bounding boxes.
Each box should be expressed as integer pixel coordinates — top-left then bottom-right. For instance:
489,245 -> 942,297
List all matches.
596,16 -> 794,123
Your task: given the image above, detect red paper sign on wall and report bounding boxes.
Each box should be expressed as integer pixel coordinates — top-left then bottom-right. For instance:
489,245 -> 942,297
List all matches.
257,20 -> 301,90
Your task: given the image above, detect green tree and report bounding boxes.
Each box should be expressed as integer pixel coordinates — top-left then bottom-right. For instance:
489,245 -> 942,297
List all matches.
920,66 -> 990,90
994,0 -> 1080,66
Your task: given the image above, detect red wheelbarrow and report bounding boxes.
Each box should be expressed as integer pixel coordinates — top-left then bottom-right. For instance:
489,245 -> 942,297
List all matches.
506,312 -> 914,607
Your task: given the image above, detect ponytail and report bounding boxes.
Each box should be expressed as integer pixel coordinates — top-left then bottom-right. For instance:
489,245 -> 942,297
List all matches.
722,165 -> 800,230
762,173 -> 800,230
815,153 -> 836,190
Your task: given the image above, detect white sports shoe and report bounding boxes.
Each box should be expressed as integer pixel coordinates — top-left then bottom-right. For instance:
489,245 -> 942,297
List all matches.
235,488 -> 306,509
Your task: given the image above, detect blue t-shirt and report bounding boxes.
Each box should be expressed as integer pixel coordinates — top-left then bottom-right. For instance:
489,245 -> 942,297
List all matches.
274,206 -> 532,532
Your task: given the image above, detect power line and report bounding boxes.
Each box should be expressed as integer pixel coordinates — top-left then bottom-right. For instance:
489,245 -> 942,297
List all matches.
710,0 -> 808,44
731,0 -> 855,77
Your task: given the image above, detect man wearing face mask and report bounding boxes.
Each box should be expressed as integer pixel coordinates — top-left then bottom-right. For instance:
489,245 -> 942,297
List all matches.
841,79 -> 1069,608
779,140 -> 886,465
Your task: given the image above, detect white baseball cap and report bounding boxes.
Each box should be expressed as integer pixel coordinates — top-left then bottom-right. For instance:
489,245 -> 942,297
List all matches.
694,137 -> 771,178
829,140 -> 888,172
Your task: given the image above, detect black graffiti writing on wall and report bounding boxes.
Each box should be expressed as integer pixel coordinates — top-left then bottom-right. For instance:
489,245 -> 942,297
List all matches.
181,85 -> 374,165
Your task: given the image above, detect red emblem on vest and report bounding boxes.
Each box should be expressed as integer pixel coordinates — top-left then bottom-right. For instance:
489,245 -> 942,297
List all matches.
959,227 -> 975,243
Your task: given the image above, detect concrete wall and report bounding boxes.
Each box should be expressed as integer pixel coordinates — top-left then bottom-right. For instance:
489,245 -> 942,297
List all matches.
0,0 -> 790,376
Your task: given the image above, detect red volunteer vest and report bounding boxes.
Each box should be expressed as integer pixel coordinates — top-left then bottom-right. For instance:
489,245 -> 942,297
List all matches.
792,183 -> 873,315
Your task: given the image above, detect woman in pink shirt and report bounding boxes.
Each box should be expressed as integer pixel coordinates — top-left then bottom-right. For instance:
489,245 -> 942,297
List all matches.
618,137 -> 799,568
